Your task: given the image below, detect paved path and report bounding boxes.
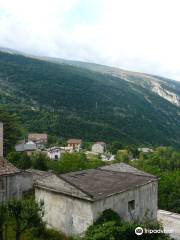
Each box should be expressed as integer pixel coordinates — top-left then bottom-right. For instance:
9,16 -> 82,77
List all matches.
158,209 -> 180,240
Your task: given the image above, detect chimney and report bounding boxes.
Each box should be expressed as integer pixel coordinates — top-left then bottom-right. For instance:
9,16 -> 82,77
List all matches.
0,122 -> 3,157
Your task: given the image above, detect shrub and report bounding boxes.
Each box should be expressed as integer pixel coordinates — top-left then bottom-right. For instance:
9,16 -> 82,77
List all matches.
83,209 -> 173,240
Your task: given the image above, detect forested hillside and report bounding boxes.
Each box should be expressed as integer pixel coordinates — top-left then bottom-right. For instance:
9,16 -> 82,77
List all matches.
0,50 -> 180,147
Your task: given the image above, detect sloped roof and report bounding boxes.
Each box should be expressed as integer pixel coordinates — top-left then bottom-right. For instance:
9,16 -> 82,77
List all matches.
67,139 -> 82,144
15,141 -> 37,152
26,169 -> 53,181
0,158 -> 21,176
59,168 -> 156,201
35,164 -> 157,201
100,163 -> 155,177
28,133 -> 48,141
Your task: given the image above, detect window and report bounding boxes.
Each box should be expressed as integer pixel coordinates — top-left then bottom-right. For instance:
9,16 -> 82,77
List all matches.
128,200 -> 135,211
55,155 -> 58,160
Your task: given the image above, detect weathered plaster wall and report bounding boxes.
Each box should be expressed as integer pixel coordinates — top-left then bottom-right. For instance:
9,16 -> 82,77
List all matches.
0,172 -> 34,201
35,188 -> 93,236
92,181 -> 158,222
35,181 -> 157,236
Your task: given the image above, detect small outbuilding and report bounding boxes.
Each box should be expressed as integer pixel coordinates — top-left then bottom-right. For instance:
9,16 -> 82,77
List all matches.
35,163 -> 158,236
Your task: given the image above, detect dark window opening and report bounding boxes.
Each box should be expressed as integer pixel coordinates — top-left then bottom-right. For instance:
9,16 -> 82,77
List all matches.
55,155 -> 58,160
128,200 -> 135,211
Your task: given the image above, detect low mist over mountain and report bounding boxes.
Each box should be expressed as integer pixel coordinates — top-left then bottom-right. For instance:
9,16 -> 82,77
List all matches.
0,48 -> 180,147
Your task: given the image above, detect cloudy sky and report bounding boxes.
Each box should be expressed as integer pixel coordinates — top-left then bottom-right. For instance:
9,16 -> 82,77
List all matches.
0,0 -> 180,81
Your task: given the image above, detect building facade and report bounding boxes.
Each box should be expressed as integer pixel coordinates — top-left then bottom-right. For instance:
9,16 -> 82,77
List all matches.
15,141 -> 37,155
35,163 -> 158,236
0,122 -> 34,201
67,139 -> 82,152
47,147 -> 62,160
92,142 -> 106,154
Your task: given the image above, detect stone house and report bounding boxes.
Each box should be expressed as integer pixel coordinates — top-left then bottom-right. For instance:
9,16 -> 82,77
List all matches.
0,157 -> 22,201
35,163 -> 158,236
67,139 -> 82,152
92,142 -> 106,154
0,122 -> 34,201
28,133 -> 48,148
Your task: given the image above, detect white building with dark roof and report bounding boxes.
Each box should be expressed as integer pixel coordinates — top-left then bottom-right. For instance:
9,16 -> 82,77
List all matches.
35,163 -> 158,236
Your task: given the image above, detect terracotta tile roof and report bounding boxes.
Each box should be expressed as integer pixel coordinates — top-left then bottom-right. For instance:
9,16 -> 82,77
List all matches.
0,158 -> 21,176
67,139 -> 82,144
28,133 -> 48,142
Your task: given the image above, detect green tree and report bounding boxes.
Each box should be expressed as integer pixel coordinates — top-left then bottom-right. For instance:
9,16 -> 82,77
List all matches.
57,153 -> 88,173
107,142 -> 123,155
8,198 -> 44,240
115,150 -> 130,163
0,202 -> 7,240
32,152 -> 49,171
0,107 -> 22,155
17,153 -> 32,170
7,152 -> 22,166
132,147 -> 180,213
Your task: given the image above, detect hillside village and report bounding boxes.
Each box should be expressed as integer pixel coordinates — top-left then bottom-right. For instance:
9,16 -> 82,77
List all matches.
15,133 -> 115,161
1,0 -> 180,238
15,132 -> 154,162
0,121 -> 180,239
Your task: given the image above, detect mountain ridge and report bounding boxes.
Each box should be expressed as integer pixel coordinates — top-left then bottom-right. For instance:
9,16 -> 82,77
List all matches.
0,48 -> 180,147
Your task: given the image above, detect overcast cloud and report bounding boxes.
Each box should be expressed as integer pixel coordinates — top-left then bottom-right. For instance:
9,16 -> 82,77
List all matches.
0,0 -> 180,81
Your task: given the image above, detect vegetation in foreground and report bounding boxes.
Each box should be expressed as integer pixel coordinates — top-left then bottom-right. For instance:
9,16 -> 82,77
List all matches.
83,209 -> 173,240
0,199 -> 173,240
7,147 -> 180,214
0,198 -> 73,240
131,147 -> 180,213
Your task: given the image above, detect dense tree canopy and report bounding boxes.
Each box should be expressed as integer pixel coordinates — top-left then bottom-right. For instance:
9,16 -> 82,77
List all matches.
0,106 -> 22,155
132,147 -> 180,213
